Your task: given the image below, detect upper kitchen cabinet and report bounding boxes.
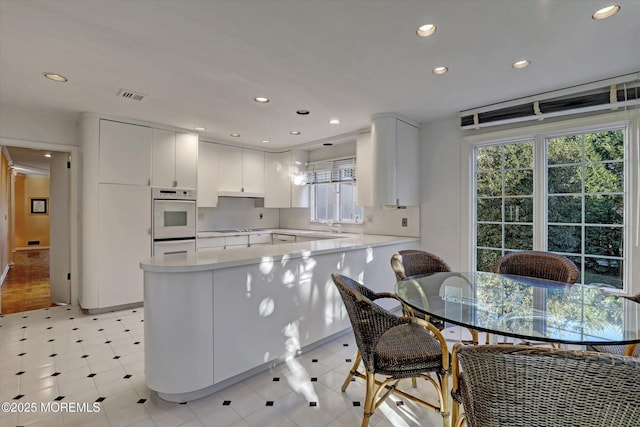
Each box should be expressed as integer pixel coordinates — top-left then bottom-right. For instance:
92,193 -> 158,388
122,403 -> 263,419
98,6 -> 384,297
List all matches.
291,149 -> 309,208
264,150 -> 309,208
99,119 -> 152,186
358,114 -> 420,207
152,129 -> 198,189
264,151 -> 291,207
218,145 -> 264,196
197,141 -> 219,207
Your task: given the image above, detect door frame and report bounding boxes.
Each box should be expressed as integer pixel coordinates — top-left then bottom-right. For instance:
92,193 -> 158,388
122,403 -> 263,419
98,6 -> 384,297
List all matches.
0,137 -> 79,306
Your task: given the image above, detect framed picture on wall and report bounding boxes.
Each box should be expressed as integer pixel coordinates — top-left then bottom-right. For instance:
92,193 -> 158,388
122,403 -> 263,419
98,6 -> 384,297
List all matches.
30,198 -> 48,215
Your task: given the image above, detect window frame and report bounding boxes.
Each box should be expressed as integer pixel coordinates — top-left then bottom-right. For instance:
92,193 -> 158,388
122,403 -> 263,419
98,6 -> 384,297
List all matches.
464,112 -> 635,294
306,156 -> 363,224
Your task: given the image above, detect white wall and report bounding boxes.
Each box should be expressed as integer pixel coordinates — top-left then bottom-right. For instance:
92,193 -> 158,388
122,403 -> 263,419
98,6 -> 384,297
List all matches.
419,111 -> 640,296
419,116 -> 466,270
0,104 -> 78,146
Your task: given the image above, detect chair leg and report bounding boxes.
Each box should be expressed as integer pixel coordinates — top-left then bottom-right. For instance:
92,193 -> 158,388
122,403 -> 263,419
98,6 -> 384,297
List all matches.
439,372 -> 450,427
342,351 -> 362,392
362,372 -> 376,427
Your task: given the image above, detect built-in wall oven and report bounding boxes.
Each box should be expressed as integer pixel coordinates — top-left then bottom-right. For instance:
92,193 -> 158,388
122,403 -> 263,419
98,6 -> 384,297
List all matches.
152,188 -> 197,255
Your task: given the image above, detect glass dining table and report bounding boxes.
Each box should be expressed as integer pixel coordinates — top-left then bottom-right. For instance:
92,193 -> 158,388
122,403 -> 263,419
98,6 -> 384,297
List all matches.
395,271 -> 640,353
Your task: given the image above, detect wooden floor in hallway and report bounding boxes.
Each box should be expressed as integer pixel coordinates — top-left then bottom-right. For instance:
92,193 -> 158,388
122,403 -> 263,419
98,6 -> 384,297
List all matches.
1,249 -> 52,314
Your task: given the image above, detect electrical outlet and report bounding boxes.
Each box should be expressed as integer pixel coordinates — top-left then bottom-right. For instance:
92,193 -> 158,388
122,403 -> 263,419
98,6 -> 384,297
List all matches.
401,218 -> 408,227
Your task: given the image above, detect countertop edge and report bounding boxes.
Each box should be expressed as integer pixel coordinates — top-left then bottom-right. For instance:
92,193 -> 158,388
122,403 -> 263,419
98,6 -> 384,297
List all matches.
140,235 -> 418,273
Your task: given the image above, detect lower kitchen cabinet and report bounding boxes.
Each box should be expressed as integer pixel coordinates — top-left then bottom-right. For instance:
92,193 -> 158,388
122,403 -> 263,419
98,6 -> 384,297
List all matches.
142,238 -> 416,401
96,184 -> 151,309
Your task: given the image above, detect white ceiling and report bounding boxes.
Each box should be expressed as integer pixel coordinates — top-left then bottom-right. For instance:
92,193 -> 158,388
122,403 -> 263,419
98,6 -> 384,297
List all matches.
1,0 -> 639,155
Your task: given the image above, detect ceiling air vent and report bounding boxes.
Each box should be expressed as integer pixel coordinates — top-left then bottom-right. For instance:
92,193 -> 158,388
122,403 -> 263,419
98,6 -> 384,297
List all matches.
117,89 -> 146,101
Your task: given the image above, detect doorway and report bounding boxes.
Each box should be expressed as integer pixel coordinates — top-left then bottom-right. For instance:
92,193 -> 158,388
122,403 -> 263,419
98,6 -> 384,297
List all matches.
0,145 -> 72,314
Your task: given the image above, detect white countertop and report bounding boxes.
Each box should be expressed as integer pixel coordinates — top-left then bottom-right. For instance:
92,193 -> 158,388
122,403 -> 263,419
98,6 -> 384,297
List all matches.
196,228 -> 350,238
140,233 -> 418,273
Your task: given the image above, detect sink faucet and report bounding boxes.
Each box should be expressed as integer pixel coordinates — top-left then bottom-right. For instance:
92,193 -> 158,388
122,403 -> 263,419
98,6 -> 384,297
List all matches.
320,219 -> 341,233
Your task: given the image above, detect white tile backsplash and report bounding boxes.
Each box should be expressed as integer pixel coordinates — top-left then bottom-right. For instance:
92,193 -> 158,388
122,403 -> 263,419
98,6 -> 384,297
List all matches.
198,197 -> 279,231
199,196 -> 419,237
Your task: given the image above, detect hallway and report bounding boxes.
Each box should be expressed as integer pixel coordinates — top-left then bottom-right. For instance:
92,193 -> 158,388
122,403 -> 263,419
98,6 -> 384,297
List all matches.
1,249 -> 52,314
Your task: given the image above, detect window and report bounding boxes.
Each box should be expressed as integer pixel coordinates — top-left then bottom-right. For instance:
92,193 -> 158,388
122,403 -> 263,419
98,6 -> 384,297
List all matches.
473,125 -> 628,290
476,140 -> 534,271
307,157 -> 362,223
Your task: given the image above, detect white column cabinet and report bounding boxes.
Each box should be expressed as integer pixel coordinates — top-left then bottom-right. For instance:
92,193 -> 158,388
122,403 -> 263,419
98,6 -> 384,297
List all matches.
99,119 -> 152,185
358,114 -> 420,207
98,183 -> 151,308
152,129 -> 197,189
217,145 -> 264,196
197,142 -> 219,207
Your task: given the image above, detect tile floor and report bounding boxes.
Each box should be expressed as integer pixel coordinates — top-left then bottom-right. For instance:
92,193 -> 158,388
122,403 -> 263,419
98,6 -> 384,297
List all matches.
0,304 -> 471,427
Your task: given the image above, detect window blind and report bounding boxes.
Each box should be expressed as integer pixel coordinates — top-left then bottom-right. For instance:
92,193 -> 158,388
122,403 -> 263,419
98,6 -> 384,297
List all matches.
460,73 -> 640,129
306,157 -> 356,184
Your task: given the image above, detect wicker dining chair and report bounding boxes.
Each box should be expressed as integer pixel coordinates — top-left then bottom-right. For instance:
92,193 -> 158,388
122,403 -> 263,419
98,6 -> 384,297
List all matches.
492,250 -> 579,284
390,250 -> 453,281
391,250 -> 452,328
590,293 -> 640,357
331,273 -> 450,427
490,250 -> 579,345
451,344 -> 640,427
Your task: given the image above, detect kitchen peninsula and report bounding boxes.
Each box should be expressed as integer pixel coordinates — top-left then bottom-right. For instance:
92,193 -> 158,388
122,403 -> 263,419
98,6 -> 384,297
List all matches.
140,232 -> 417,402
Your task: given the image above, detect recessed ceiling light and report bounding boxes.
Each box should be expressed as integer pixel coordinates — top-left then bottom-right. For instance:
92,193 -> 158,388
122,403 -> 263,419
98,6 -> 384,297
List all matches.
432,66 -> 448,75
254,97 -> 270,103
194,127 -> 206,131
513,59 -> 531,69
44,153 -> 52,158
43,72 -> 68,82
592,5 -> 620,20
416,24 -> 437,37
260,139 -> 270,143
290,131 -> 301,135
230,133 -> 240,137
329,119 -> 341,125
296,110 -> 310,115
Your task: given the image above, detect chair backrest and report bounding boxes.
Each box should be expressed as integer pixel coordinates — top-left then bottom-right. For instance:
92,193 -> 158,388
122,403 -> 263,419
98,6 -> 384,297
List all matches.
456,345 -> 640,427
492,250 -> 579,284
390,250 -> 452,280
331,273 -> 407,370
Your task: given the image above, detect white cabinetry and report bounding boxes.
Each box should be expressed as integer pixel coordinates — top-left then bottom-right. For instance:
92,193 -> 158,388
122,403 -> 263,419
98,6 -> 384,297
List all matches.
81,115 -> 197,312
291,149 -> 309,208
217,145 -> 264,196
264,150 -> 309,208
357,114 -> 420,207
249,233 -> 272,246
197,237 -> 225,252
152,129 -> 197,189
225,235 -> 249,249
197,142 -> 219,207
264,151 -> 291,208
99,119 -> 152,185
98,184 -> 151,308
